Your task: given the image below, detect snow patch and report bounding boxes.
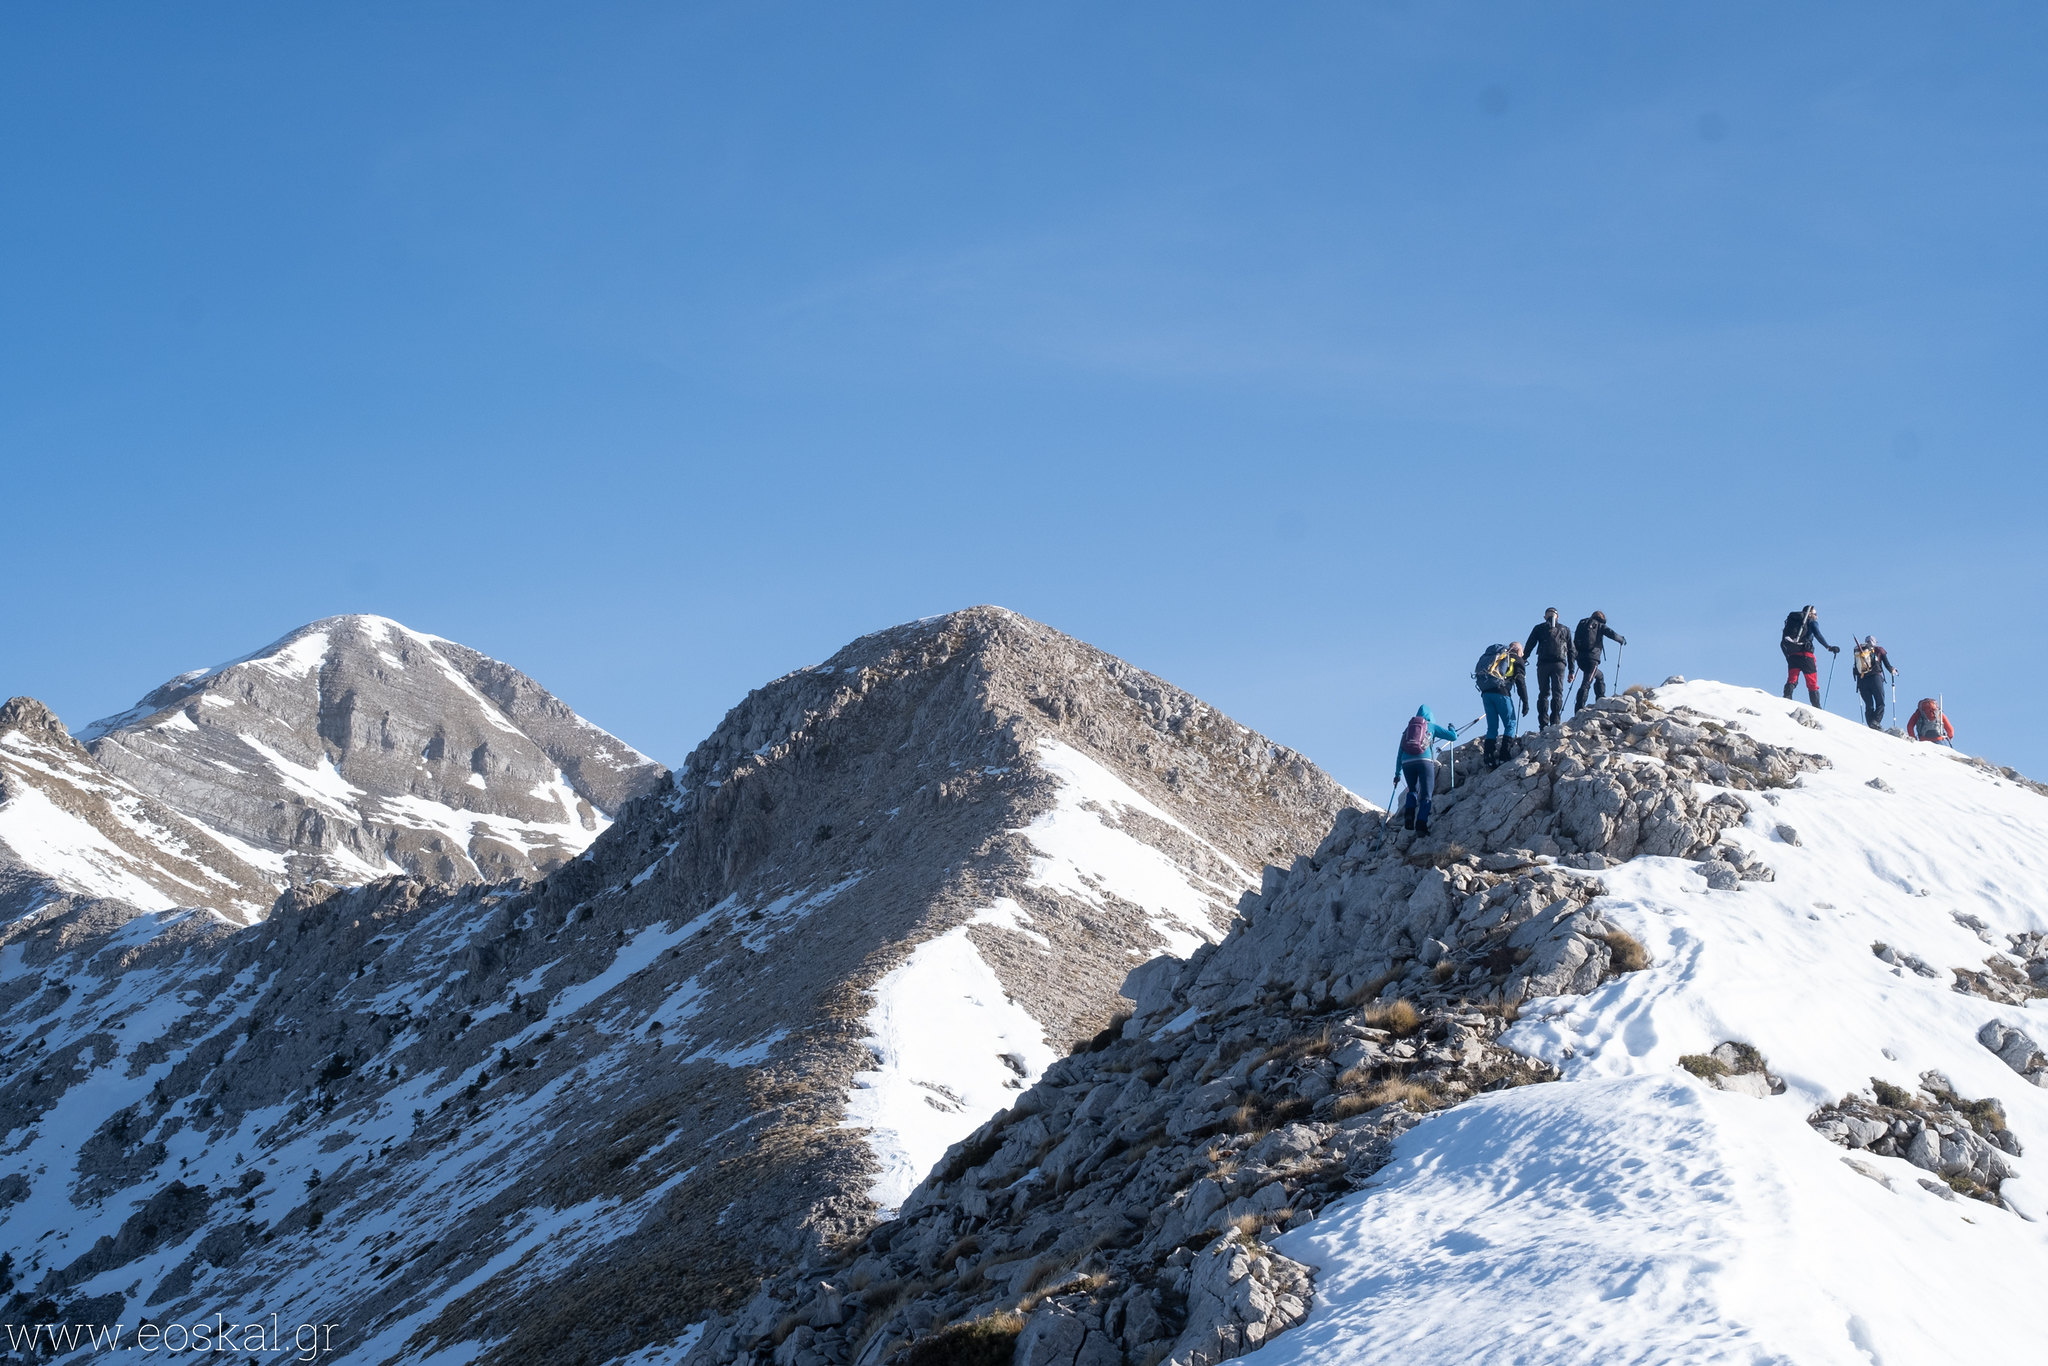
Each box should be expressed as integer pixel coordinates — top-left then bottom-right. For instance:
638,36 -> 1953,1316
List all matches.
842,926 -> 1057,1213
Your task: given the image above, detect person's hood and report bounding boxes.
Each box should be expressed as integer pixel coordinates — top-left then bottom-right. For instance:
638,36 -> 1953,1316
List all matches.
1416,705 -> 1436,725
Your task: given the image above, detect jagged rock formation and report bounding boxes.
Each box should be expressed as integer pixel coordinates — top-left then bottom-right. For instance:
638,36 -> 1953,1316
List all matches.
81,615 -> 666,892
0,697 -> 275,924
1812,1073 -> 2023,1206
0,608 -> 1350,1366
701,692 -> 1826,1366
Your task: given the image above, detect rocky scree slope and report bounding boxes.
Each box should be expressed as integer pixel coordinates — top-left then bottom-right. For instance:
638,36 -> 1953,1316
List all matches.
0,607 -> 1349,1366
0,698 -> 276,924
81,614 -> 665,893
703,689 -> 1827,1366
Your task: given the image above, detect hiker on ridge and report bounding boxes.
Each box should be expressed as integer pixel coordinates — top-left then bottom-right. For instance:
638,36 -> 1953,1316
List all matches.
1573,610 -> 1627,715
1395,705 -> 1461,836
1907,697 -> 1954,745
1474,639 -> 1528,767
1523,608 -> 1575,729
1852,637 -> 1899,730
1780,605 -> 1839,705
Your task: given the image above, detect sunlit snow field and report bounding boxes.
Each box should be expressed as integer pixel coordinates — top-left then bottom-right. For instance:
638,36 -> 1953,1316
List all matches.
1264,680 -> 2048,1365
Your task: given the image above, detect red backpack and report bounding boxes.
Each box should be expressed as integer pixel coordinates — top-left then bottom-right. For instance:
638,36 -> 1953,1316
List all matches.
1399,715 -> 1432,757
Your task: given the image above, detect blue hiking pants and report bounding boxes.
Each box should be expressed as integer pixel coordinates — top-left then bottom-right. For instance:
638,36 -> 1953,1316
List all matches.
1483,691 -> 1518,741
1400,756 -> 1436,830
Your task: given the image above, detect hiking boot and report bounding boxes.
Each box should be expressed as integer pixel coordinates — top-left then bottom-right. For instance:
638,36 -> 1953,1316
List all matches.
1482,736 -> 1497,767
1807,688 -> 1822,706
1414,821 -> 1430,837
1782,681 -> 1795,699
1402,808 -> 1416,831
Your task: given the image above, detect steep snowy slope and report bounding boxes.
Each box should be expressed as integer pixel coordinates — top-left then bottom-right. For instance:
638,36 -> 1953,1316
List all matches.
0,697 -> 274,924
718,682 -> 2048,1366
82,615 -> 666,891
0,607 -> 1352,1366
1262,680 -> 2048,1366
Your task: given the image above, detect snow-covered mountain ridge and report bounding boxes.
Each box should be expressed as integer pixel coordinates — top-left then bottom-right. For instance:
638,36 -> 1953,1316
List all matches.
0,698 -> 276,924
0,615 -> 667,926
712,681 -> 2048,1366
0,608 -> 1353,1366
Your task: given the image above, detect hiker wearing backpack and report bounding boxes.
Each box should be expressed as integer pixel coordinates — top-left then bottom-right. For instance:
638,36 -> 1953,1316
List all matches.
1473,640 -> 1528,767
1852,637 -> 1898,730
1780,605 -> 1839,705
1572,611 -> 1627,715
1395,706 -> 1461,836
1523,608 -> 1575,729
1907,697 -> 1954,745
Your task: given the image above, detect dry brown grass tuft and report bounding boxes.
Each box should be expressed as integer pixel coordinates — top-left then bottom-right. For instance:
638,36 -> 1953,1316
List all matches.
1601,929 -> 1649,974
1360,1077 -> 1443,1112
1227,1212 -> 1270,1242
1364,999 -> 1422,1037
902,1313 -> 1025,1366
1345,969 -> 1403,1006
1433,960 -> 1457,983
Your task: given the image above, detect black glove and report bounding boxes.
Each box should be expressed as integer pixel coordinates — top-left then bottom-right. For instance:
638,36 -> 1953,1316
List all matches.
1519,698 -> 1528,716
1829,645 -> 1841,654
1616,634 -> 1628,646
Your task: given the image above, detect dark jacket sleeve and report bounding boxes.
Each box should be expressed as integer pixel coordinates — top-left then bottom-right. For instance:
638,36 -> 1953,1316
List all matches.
1524,625 -> 1547,660
1514,666 -> 1529,709
1810,623 -> 1832,651
1602,625 -> 1625,647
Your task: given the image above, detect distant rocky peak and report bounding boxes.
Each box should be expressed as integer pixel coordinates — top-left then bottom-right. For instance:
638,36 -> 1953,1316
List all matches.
80,614 -> 667,895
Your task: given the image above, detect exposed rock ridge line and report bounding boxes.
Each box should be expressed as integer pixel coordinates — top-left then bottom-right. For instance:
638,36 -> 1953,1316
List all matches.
81,614 -> 667,892
696,690 -> 1827,1366
0,607 -> 1351,1366
0,696 -> 276,924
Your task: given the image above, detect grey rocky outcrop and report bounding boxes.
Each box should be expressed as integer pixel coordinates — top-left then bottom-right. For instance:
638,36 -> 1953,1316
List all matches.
1679,1041 -> 1786,1098
1809,1073 -> 2022,1208
0,697 -> 276,924
82,614 -> 667,891
0,608 -> 1350,1366
1978,1020 -> 2048,1087
694,690 -> 1826,1366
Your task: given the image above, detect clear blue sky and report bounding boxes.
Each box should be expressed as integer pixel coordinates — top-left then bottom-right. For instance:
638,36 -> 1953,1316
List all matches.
5,4 -> 2044,795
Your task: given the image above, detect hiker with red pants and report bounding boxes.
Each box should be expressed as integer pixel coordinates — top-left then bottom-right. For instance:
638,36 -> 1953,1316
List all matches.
1780,605 -> 1839,705
1395,705 -> 1461,836
1907,698 -> 1954,744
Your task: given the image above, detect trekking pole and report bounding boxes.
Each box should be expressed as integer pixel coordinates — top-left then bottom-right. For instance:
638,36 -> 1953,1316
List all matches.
1823,650 -> 1837,710
1448,719 -> 1479,791
1615,642 -> 1623,696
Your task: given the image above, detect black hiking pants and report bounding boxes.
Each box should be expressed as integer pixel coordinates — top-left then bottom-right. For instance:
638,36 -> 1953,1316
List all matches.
1536,662 -> 1569,727
1858,675 -> 1887,729
1574,664 -> 1605,714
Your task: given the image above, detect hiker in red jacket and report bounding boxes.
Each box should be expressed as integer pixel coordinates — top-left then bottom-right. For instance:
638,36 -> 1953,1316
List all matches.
1907,698 -> 1954,745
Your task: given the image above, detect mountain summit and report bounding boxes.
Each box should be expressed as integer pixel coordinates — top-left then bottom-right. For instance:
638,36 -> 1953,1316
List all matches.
80,614 -> 667,893
0,607 -> 1354,1365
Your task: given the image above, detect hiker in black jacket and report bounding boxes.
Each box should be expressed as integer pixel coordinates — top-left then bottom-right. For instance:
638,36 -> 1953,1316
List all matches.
1523,608 -> 1575,729
1852,637 -> 1898,729
1572,611 -> 1627,714
1781,606 -> 1838,705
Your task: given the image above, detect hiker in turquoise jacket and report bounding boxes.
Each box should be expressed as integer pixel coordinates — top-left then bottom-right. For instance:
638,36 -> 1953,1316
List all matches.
1396,705 -> 1460,836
